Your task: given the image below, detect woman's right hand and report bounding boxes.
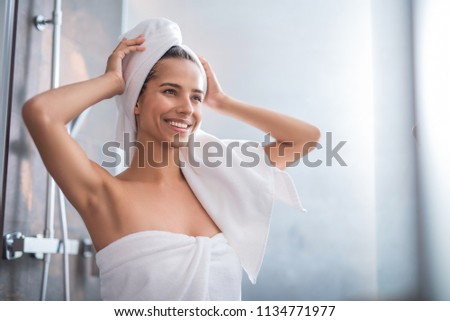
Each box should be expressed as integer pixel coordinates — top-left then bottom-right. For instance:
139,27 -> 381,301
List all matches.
105,35 -> 146,96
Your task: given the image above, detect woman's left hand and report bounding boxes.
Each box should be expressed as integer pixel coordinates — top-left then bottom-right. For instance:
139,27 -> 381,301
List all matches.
198,56 -> 228,110
199,57 -> 320,169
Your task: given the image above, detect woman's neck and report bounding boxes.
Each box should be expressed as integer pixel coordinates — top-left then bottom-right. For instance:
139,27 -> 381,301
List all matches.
121,141 -> 184,183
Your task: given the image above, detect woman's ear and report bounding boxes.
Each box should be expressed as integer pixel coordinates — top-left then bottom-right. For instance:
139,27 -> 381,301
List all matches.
134,103 -> 140,115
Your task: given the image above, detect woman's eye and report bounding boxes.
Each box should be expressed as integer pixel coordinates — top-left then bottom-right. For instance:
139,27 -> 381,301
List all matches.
163,89 -> 176,95
192,96 -> 203,102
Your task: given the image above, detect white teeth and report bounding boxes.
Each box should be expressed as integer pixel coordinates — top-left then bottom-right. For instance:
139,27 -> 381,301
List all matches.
168,121 -> 188,129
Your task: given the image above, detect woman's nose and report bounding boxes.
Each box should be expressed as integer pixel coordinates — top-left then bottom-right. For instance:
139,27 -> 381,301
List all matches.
175,96 -> 194,115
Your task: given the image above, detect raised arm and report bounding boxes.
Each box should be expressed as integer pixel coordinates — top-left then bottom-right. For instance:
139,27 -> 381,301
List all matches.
22,35 -> 145,213
199,57 -> 321,169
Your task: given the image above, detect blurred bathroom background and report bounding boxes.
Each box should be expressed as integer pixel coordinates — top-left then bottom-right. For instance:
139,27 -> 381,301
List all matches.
1,0 -> 449,300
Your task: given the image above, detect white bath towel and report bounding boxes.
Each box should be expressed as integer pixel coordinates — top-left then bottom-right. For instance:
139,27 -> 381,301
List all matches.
178,132 -> 306,283
96,231 -> 242,300
114,18 -> 306,285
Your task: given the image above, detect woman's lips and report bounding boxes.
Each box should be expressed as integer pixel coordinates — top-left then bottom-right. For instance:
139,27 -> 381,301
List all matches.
164,119 -> 192,134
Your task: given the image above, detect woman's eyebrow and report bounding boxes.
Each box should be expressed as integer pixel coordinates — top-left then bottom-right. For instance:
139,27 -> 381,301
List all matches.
160,82 -> 204,95
160,82 -> 181,89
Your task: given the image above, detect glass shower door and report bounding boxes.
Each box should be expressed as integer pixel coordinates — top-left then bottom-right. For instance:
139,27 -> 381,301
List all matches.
0,0 -> 16,246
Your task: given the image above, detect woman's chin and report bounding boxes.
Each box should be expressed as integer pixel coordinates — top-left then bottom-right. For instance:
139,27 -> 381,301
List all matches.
169,133 -> 191,148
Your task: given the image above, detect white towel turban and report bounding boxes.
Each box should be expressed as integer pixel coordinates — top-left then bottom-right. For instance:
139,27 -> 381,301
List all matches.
114,18 -> 306,284
115,18 -> 206,149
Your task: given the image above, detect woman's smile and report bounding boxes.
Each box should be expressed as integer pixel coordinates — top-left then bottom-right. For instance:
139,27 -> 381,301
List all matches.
164,118 -> 193,134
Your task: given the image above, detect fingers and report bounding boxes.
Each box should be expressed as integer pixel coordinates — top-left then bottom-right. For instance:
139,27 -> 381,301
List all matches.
198,55 -> 211,71
197,56 -> 224,102
113,35 -> 145,55
198,56 -> 213,77
198,56 -> 219,87
105,35 -> 145,75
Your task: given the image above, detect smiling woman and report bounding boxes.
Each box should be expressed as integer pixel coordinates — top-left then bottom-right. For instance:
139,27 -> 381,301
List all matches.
134,55 -> 204,146
21,18 -> 319,300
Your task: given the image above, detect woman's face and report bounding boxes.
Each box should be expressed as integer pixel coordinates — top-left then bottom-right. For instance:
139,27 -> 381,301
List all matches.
135,58 -> 204,146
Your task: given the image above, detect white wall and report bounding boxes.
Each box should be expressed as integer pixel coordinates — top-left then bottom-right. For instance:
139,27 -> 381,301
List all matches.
124,0 -> 420,300
371,0 -> 420,299
414,0 -> 450,300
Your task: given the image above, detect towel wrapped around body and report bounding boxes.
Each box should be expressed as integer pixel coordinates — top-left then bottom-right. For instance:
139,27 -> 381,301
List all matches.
96,231 -> 242,300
